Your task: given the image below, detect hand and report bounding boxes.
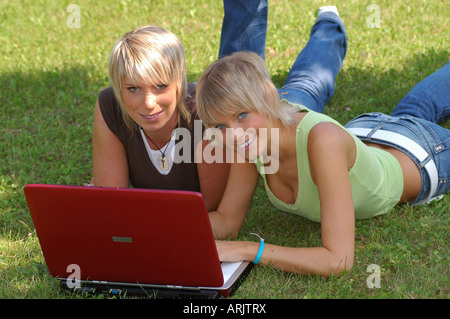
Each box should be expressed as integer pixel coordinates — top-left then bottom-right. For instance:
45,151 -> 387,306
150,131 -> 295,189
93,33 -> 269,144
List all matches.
215,240 -> 258,263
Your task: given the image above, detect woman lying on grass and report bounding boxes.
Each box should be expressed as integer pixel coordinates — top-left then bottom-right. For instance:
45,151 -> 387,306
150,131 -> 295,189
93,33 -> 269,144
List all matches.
196,10 -> 450,277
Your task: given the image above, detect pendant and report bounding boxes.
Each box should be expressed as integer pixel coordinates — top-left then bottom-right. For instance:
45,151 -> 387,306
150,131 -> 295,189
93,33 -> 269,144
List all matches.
160,155 -> 169,171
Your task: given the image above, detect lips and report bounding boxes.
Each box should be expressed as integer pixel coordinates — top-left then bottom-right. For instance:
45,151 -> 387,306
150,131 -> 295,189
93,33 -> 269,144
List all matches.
237,135 -> 256,149
140,111 -> 162,121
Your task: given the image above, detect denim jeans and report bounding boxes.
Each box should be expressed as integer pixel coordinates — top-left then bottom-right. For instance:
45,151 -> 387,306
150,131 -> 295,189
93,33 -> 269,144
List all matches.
218,1 -> 347,113
346,62 -> 450,203
391,62 -> 450,123
218,0 -> 268,60
277,12 -> 348,113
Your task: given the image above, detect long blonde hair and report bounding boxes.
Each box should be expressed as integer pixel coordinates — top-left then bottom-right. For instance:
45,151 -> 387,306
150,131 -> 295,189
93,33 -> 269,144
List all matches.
108,25 -> 190,130
196,51 -> 299,128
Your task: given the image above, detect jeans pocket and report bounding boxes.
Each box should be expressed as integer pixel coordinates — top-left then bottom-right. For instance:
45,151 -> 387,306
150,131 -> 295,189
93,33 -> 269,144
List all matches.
401,116 -> 450,153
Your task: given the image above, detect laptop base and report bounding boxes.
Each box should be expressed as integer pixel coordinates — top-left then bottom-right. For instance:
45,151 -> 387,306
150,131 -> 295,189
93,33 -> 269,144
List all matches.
59,262 -> 253,299
60,279 -> 221,299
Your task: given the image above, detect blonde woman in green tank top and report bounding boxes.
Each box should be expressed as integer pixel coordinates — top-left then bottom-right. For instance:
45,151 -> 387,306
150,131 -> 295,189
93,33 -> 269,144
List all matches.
195,10 -> 449,277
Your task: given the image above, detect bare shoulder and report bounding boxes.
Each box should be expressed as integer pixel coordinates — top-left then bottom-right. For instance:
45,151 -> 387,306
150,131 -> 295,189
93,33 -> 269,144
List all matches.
307,122 -> 356,177
308,122 -> 353,150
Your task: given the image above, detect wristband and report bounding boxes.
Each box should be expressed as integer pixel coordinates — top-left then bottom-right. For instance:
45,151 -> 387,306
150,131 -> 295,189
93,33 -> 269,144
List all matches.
250,233 -> 265,264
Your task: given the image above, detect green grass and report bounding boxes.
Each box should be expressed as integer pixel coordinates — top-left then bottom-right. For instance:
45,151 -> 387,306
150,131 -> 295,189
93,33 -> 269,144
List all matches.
1,0 -> 448,299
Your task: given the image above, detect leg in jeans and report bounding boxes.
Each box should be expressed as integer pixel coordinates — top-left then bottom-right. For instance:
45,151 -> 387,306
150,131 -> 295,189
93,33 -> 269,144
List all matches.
391,61 -> 450,124
218,0 -> 268,59
278,11 -> 348,113
345,63 -> 450,202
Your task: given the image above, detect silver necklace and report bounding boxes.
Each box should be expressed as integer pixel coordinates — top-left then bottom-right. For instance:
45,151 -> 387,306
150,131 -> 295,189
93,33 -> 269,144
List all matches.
141,128 -> 171,171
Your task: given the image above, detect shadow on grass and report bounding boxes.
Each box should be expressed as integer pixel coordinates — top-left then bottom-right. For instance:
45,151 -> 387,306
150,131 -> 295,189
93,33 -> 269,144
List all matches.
1,65 -> 107,235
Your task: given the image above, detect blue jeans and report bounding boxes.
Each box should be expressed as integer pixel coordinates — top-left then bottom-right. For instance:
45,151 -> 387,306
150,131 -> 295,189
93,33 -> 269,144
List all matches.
391,62 -> 450,123
219,0 -> 268,60
218,1 -> 347,113
277,12 -> 347,113
345,62 -> 450,203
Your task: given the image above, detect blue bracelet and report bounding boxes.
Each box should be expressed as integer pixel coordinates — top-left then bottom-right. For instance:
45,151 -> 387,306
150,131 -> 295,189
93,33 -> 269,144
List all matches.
250,233 -> 265,264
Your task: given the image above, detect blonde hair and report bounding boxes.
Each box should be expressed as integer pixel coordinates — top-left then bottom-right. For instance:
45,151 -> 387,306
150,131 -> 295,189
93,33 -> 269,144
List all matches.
196,51 -> 299,128
108,25 -> 190,130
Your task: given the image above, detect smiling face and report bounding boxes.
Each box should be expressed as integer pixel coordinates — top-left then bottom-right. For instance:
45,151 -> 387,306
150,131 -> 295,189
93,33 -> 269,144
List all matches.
212,110 -> 275,162
196,52 -> 286,162
121,77 -> 178,136
108,26 -> 189,136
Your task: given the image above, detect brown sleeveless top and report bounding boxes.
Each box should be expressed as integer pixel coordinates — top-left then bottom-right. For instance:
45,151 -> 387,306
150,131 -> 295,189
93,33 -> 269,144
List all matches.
97,84 -> 201,192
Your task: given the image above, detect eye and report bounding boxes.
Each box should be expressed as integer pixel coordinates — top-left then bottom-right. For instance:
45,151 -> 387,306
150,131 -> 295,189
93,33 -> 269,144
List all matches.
127,86 -> 140,93
215,124 -> 226,131
237,112 -> 248,120
154,84 -> 167,90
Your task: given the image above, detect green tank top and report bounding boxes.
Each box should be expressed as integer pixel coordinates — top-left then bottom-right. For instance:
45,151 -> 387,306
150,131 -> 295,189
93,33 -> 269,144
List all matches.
255,104 -> 403,223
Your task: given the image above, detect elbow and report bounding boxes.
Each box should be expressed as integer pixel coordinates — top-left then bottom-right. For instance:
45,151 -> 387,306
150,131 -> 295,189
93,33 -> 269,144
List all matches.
323,254 -> 354,278
225,228 -> 240,240
210,214 -> 242,240
214,225 -> 240,240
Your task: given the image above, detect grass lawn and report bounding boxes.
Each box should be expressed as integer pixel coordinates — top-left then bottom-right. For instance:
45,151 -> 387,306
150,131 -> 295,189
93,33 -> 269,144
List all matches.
0,0 -> 448,299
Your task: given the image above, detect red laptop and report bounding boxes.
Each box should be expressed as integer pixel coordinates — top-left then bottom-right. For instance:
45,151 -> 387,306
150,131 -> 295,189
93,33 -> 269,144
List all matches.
24,184 -> 252,298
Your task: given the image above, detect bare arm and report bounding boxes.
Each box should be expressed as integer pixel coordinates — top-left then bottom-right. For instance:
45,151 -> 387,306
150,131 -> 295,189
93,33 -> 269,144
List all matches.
196,140 -> 231,212
92,99 -> 129,187
216,123 -> 356,277
208,160 -> 260,239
